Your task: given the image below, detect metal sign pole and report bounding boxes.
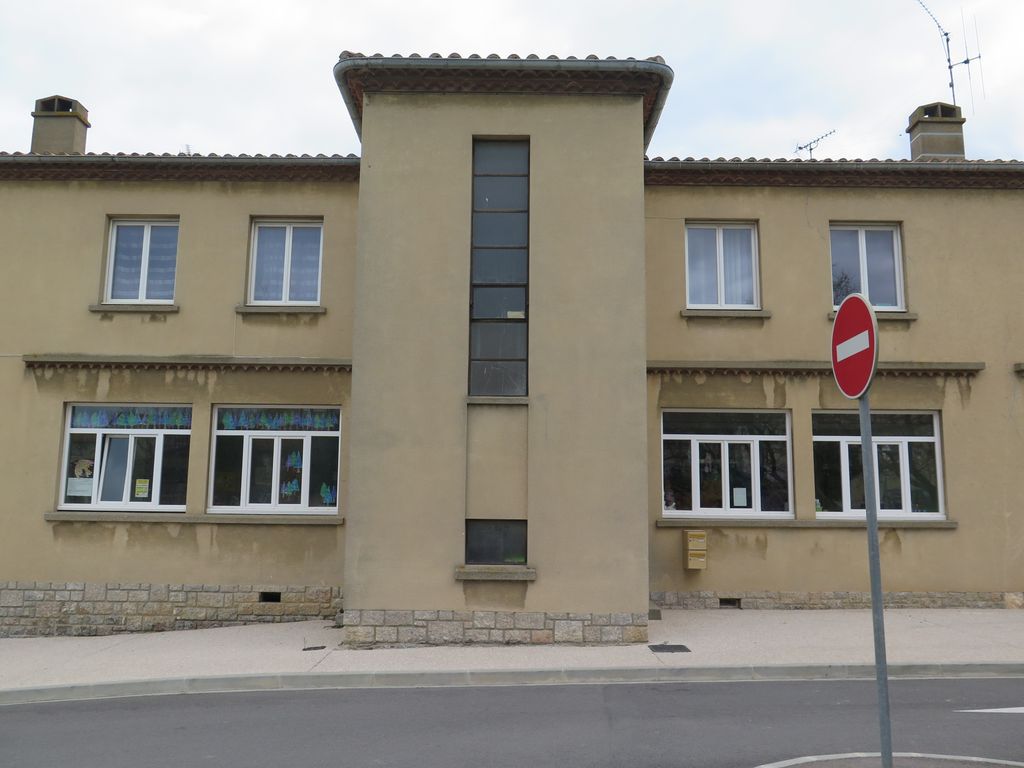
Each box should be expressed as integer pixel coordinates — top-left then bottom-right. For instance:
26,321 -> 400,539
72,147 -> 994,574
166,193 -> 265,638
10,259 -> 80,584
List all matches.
859,391 -> 893,768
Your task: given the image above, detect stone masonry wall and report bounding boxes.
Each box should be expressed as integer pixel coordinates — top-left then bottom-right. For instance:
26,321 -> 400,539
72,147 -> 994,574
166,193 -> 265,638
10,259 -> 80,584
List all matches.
0,582 -> 343,637
653,590 -> 1024,610
341,609 -> 649,645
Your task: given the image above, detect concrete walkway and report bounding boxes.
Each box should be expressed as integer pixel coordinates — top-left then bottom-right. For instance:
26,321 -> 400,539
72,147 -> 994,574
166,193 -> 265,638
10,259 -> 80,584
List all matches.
1,608 -> 1022,705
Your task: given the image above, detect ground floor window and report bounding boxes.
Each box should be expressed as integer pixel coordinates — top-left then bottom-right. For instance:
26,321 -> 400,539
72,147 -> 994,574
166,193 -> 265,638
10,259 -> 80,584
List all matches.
662,411 -> 792,518
209,406 -> 340,514
61,405 -> 191,510
812,412 -> 943,519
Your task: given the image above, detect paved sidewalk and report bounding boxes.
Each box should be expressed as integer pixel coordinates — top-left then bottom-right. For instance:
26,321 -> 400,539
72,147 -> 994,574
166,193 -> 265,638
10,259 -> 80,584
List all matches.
1,609 -> 1022,705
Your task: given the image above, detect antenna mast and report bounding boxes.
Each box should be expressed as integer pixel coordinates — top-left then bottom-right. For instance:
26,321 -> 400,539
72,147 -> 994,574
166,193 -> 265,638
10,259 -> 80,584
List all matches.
915,0 -> 982,106
795,129 -> 836,160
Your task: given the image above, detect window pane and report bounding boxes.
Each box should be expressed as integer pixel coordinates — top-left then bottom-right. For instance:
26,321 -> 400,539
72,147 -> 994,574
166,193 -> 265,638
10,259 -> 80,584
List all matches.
848,444 -> 865,509
662,440 -> 692,511
288,226 -> 321,302
813,441 -> 843,512
813,413 -> 934,437
830,229 -> 861,305
664,411 -> 786,436
722,228 -> 754,305
129,436 -> 156,503
212,435 -> 243,506
470,322 -> 527,360
472,249 -> 528,284
865,229 -> 898,307
159,435 -> 189,506
70,405 -> 191,430
217,408 -> 339,432
466,519 -> 527,565
472,212 -> 528,248
99,436 -> 130,502
469,361 -> 527,396
877,443 -> 903,510
249,438 -> 275,504
64,433 -> 97,504
473,142 -> 529,175
687,227 -> 718,305
144,225 -> 178,301
309,436 -> 339,508
276,438 -> 304,505
760,441 -> 790,512
909,442 -> 939,513
472,287 -> 526,319
474,176 -> 528,210
697,442 -> 723,509
728,443 -> 752,509
111,225 -> 144,300
253,226 -> 286,301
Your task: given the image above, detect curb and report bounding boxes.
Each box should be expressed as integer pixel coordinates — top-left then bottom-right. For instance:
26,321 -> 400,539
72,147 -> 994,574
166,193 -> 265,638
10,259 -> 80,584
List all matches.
2,662 -> 1024,706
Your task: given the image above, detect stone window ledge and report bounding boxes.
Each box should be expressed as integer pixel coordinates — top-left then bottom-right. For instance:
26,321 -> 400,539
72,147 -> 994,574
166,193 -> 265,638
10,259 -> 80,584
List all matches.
680,309 -> 772,319
45,511 -> 344,525
826,310 -> 918,322
89,304 -> 180,314
656,518 -> 956,529
454,565 -> 537,581
466,396 -> 529,406
235,305 -> 327,315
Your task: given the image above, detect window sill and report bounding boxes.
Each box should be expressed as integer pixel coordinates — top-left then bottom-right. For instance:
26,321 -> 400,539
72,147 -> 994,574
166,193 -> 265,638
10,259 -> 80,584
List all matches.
454,565 -> 537,581
656,517 -> 956,529
826,310 -> 917,322
466,396 -> 529,406
46,511 -> 344,525
235,305 -> 327,315
680,309 -> 771,319
89,304 -> 179,314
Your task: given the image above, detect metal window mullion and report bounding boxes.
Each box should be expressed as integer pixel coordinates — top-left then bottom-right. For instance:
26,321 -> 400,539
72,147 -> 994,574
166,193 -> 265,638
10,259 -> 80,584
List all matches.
271,437 -> 281,508
121,435 -> 137,504
840,438 -> 853,512
301,434 -> 311,508
750,439 -> 762,514
722,441 -> 733,511
240,435 -> 252,507
151,433 -> 165,507
89,429 -> 103,506
315,224 -> 324,305
689,439 -> 700,512
281,226 -> 293,303
899,440 -> 911,515
858,228 -> 869,298
105,225 -> 119,301
715,227 -> 725,306
139,225 -> 152,301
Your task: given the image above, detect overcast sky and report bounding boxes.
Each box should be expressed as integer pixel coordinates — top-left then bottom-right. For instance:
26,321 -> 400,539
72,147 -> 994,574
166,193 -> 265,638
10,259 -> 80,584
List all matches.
0,0 -> 1019,161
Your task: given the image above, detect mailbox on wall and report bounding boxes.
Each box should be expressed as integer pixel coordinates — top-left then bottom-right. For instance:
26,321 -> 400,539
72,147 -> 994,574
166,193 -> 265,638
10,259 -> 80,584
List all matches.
685,530 -> 707,570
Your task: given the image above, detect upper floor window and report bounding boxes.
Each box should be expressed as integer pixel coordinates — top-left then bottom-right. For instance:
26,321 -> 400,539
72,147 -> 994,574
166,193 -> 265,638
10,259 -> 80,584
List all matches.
106,221 -> 179,303
61,404 -> 191,511
830,225 -> 904,309
249,221 -> 323,305
685,223 -> 758,309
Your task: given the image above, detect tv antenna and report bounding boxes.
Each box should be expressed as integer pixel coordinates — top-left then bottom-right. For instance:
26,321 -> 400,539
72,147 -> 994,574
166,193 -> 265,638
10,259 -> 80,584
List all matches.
795,129 -> 836,159
915,0 -> 985,110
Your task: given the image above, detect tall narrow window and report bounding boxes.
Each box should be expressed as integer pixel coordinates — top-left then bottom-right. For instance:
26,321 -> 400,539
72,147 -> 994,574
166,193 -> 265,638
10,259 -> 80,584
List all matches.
469,141 -> 528,396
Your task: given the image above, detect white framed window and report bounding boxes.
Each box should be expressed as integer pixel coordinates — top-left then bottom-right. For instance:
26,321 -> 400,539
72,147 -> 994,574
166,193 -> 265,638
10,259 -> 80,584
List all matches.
60,404 -> 191,511
812,412 -> 944,520
209,406 -> 340,514
105,220 -> 179,303
248,221 -> 323,305
830,224 -> 904,309
685,222 -> 759,309
662,410 -> 792,518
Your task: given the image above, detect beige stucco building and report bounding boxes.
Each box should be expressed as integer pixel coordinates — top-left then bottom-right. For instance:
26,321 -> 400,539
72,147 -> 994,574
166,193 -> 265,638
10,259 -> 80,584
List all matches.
0,55 -> 1021,642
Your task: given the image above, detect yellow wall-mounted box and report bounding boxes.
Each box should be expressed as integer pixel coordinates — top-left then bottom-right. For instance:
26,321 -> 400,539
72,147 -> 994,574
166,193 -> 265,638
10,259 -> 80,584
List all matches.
685,530 -> 708,570
686,550 -> 707,570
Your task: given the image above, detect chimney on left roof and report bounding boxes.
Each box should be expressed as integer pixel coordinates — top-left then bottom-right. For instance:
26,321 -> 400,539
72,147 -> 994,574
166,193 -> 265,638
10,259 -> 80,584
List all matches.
31,95 -> 90,154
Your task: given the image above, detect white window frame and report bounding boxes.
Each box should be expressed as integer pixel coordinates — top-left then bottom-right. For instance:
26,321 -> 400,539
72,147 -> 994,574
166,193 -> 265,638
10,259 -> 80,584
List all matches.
59,404 -> 191,512
829,223 -> 905,310
661,409 -> 793,520
104,220 -> 179,304
247,220 -> 324,306
208,405 -> 340,515
684,221 -> 760,310
812,411 -> 945,521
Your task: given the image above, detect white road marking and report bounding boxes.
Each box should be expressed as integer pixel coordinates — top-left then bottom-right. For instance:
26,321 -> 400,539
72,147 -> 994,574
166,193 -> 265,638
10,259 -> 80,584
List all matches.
835,330 -> 870,362
755,753 -> 1024,767
958,706 -> 1024,714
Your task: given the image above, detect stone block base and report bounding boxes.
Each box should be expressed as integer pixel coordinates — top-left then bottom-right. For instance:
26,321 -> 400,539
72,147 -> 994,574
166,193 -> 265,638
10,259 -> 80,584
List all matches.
0,581 -> 342,637
340,609 -> 649,646
651,590 -> 1022,610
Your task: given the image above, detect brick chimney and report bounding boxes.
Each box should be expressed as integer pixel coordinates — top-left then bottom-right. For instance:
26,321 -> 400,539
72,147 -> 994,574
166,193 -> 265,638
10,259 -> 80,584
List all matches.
31,95 -> 90,154
906,102 -> 965,161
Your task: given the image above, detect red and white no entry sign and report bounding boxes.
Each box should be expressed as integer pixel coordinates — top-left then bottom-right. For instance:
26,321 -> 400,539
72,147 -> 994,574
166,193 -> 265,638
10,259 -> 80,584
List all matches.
831,293 -> 879,399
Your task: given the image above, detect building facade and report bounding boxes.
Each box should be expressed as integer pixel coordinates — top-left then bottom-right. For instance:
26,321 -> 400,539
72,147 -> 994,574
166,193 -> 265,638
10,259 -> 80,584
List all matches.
1,54 -> 1021,641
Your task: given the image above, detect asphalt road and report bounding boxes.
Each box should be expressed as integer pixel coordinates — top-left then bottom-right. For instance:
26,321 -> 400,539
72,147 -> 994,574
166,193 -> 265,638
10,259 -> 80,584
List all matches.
2,678 -> 1023,768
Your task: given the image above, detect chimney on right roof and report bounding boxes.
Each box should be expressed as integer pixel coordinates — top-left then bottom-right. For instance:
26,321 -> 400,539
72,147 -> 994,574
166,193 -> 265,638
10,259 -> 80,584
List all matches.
906,102 -> 965,161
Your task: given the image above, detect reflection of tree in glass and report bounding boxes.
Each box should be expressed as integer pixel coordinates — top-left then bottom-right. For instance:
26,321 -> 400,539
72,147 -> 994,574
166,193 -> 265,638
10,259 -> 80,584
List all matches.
833,272 -> 856,305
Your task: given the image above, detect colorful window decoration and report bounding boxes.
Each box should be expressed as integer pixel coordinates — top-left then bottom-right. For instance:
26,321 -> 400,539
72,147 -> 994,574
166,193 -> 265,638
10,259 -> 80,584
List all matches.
71,405 -> 192,431
217,408 -> 339,432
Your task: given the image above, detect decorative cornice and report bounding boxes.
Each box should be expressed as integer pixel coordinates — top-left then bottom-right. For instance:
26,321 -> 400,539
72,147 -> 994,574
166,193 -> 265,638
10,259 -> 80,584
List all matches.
334,53 -> 673,148
644,159 -> 1024,190
0,154 -> 361,183
23,354 -> 352,373
647,360 -> 985,377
